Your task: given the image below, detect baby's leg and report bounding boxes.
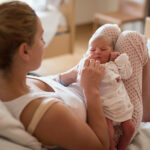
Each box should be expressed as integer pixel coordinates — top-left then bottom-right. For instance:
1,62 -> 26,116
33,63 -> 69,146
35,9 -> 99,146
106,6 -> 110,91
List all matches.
106,118 -> 115,150
117,120 -> 135,150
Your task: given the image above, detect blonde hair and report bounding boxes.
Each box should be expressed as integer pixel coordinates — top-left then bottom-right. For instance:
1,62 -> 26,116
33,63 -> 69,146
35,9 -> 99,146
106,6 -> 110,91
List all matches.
84,35 -> 114,58
88,24 -> 121,47
0,1 -> 37,72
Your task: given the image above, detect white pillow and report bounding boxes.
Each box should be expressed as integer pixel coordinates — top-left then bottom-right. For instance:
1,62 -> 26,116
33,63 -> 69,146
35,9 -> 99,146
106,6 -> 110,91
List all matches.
0,101 -> 42,150
19,0 -> 47,11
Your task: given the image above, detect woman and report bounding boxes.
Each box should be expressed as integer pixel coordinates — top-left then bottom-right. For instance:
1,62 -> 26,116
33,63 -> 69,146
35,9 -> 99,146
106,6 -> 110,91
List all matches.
0,1 -> 109,150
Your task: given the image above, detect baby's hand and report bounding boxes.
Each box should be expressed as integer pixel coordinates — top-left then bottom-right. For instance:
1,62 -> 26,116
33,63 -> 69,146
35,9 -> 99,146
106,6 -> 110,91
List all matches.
116,77 -> 121,82
110,52 -> 120,61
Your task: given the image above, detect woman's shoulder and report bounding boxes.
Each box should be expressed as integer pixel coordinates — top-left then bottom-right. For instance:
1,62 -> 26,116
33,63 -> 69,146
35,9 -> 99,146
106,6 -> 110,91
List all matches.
29,100 -> 106,150
21,98 -> 76,147
20,97 -> 62,131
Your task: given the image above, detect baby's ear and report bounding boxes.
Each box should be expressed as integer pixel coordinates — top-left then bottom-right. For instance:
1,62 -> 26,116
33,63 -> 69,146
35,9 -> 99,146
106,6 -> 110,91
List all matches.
110,51 -> 120,61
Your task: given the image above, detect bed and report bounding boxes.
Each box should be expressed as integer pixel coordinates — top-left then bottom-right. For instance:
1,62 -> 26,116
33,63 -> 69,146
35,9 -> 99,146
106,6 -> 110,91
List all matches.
126,16 -> 150,150
1,16 -> 150,150
34,17 -> 150,150
21,0 -> 75,58
42,0 -> 75,58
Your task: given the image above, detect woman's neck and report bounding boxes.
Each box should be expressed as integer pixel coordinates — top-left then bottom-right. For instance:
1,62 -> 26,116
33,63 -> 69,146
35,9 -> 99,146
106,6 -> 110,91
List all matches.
0,71 -> 29,101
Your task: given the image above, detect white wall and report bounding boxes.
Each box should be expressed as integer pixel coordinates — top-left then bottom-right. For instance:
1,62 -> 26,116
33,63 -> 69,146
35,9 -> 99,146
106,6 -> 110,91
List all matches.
0,0 -> 119,25
0,0 -> 13,3
75,0 -> 144,33
75,0 -> 119,25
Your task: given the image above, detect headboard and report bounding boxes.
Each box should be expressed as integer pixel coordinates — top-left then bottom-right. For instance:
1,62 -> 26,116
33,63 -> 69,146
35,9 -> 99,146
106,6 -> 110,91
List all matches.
142,17 -> 150,122
43,0 -> 75,58
59,0 -> 75,52
144,17 -> 150,38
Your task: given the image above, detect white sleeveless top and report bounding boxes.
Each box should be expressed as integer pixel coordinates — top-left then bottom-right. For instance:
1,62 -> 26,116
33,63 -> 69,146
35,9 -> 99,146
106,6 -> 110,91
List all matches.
3,75 -> 86,121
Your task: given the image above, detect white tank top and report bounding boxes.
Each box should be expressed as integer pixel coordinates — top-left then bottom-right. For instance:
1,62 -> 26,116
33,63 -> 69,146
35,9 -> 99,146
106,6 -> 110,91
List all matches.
3,75 -> 86,121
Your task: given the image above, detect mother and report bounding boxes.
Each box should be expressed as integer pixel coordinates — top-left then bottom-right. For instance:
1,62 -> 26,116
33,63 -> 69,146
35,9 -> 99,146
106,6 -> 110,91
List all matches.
0,1 -> 109,150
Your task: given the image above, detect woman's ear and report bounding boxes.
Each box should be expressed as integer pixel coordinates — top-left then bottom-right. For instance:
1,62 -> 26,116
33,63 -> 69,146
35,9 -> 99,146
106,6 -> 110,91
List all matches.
17,43 -> 31,62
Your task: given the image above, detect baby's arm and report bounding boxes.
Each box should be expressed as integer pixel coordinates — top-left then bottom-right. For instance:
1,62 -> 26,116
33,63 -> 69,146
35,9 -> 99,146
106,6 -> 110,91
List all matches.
114,53 -> 132,79
51,66 -> 78,86
54,58 -> 85,86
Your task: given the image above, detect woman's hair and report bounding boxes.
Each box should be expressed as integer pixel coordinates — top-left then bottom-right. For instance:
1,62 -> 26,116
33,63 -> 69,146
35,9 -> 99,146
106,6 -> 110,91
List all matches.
0,1 -> 37,72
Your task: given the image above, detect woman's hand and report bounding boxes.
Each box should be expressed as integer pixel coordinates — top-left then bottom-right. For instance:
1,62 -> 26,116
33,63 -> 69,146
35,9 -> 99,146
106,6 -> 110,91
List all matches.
49,57 -> 109,150
80,58 -> 105,92
79,58 -> 109,149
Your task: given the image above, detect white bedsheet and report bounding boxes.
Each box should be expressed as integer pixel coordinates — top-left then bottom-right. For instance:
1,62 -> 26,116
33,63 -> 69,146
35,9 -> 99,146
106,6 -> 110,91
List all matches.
0,101 -> 42,150
0,99 -> 150,150
127,122 -> 150,150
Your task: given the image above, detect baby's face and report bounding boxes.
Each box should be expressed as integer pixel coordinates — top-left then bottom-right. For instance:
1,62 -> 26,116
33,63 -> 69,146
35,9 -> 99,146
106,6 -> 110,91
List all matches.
88,37 -> 113,64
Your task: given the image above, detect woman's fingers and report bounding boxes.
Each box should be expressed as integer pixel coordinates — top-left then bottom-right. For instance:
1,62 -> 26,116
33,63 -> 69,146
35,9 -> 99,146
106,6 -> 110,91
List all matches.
99,64 -> 105,76
89,59 -> 95,67
95,60 -> 100,70
83,57 -> 102,70
83,58 -> 90,67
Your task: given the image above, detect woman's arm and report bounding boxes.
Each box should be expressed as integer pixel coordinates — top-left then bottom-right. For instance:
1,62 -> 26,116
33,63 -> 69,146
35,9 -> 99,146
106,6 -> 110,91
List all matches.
80,58 -> 109,148
34,102 -> 109,150
21,97 -> 109,150
24,58 -> 109,150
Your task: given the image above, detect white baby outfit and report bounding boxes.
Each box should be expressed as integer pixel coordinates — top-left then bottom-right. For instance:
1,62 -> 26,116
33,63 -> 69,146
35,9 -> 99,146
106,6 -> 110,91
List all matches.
100,53 -> 133,123
88,24 -> 148,139
74,53 -> 133,124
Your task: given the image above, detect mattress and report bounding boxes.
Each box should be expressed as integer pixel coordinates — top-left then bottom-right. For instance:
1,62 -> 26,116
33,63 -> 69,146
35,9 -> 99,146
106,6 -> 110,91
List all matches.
37,8 -> 67,47
20,0 -> 68,47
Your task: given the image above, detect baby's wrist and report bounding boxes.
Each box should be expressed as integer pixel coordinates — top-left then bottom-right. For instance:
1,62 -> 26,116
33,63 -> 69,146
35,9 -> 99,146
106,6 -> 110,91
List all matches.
56,74 -> 68,86
56,69 -> 77,86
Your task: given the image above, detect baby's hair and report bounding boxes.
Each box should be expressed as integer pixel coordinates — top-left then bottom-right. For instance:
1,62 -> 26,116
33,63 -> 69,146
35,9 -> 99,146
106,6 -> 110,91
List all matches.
88,24 -> 121,47
97,35 -> 114,49
89,34 -> 114,49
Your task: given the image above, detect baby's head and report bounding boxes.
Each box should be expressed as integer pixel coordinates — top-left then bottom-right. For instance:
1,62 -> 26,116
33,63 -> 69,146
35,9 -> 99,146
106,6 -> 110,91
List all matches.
86,35 -> 114,64
83,24 -> 121,64
77,24 -> 121,82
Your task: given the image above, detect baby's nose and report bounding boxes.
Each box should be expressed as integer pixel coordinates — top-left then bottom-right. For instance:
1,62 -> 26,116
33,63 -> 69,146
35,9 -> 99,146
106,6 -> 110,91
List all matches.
95,47 -> 101,53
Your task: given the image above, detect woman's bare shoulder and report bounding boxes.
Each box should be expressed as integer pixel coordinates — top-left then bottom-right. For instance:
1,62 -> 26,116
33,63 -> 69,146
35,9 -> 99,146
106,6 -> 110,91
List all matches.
21,97 -> 104,150
31,102 -> 103,150
20,97 -> 48,129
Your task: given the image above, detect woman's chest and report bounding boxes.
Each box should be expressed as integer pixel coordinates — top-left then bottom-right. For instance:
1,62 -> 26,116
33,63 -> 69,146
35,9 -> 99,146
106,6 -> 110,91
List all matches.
28,77 -> 87,121
27,78 -> 54,93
